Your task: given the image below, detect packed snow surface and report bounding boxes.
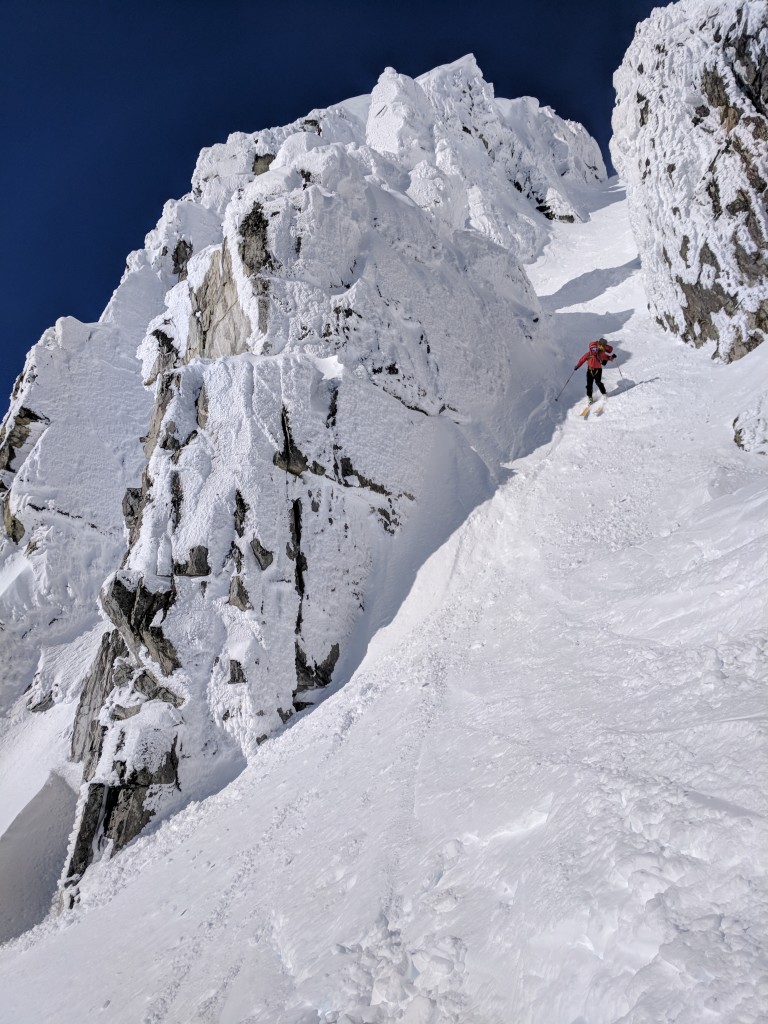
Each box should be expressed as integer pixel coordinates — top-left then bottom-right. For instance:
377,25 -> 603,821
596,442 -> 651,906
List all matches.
1,180 -> 765,1023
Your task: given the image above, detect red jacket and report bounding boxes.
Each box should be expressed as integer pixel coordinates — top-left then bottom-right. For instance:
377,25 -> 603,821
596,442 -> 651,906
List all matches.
576,340 -> 615,371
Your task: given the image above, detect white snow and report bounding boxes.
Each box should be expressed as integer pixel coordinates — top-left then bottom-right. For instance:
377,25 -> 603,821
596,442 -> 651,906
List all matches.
1,178 -> 765,1023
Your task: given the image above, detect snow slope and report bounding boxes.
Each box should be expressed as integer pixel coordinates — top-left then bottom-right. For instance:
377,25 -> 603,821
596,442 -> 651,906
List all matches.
2,180 -> 765,1023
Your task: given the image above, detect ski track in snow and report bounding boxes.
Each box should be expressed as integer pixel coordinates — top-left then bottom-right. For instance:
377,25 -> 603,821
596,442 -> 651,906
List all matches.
1,182 -> 767,1024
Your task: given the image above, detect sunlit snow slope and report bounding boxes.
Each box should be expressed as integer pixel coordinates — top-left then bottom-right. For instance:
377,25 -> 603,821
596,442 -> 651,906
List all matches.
2,180 -> 765,1024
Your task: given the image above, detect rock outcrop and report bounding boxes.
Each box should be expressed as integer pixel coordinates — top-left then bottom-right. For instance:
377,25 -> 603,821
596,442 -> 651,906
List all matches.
611,0 -> 768,362
0,56 -> 607,895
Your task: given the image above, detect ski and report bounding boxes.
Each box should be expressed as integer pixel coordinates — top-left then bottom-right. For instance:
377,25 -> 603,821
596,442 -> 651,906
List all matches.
581,397 -> 607,418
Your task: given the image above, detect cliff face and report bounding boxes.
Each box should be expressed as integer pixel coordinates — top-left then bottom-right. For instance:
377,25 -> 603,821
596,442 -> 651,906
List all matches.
0,56 -> 605,901
611,0 -> 768,364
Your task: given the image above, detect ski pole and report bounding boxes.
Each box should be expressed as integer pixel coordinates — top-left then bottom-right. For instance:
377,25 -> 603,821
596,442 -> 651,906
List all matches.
554,368 -> 576,402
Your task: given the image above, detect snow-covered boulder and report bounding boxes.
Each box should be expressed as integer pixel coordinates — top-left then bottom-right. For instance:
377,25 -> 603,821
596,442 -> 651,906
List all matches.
611,0 -> 768,362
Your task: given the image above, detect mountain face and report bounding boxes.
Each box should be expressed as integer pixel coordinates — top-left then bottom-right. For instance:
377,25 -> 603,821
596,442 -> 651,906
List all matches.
611,0 -> 768,364
0,56 -> 604,908
2,146 -> 765,1024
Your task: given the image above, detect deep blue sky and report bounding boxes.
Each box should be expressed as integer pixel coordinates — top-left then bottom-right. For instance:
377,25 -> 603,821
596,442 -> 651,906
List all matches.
0,0 -> 672,409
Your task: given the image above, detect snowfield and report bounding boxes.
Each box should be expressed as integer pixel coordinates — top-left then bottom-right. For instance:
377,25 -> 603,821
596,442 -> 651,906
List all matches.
1,179 -> 765,1023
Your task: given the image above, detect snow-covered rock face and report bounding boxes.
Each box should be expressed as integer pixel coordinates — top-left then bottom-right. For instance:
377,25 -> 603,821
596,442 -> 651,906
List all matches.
0,55 -> 605,896
611,0 -> 768,363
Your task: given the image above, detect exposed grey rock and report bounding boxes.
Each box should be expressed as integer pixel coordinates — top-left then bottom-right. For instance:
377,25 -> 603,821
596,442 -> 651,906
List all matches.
173,545 -> 211,577
143,372 -> 179,459
27,692 -> 54,714
170,471 -> 183,529
2,493 -> 25,543
229,660 -> 246,685
273,406 -> 309,477
122,487 -> 143,532
133,670 -> 184,708
0,406 -> 47,475
238,202 -> 273,334
234,490 -> 249,537
64,740 -> 179,887
160,418 -> 181,452
187,243 -> 251,360
65,783 -> 106,886
172,238 -> 193,279
286,499 -> 307,610
250,536 -> 274,570
99,785 -> 155,854
112,740 -> 180,788
228,575 -> 251,611
170,429 -> 197,464
338,455 -> 390,496
71,630 -> 130,767
239,202 -> 272,276
121,469 -> 153,552
101,574 -> 180,676
0,405 -> 50,541
144,329 -> 178,386
252,152 -> 276,175
227,540 -> 244,573
112,704 -> 141,720
294,641 -> 340,710
195,381 -> 209,429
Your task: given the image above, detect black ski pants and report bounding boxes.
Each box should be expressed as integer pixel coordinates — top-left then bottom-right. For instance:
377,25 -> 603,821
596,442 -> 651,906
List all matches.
586,367 -> 606,399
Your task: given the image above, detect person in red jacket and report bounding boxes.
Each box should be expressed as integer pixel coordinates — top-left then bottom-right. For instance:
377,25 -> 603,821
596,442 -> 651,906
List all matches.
575,337 -> 617,403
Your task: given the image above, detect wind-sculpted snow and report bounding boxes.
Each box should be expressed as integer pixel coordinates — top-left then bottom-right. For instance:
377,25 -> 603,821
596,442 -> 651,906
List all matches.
0,54 -> 605,903
611,0 -> 768,363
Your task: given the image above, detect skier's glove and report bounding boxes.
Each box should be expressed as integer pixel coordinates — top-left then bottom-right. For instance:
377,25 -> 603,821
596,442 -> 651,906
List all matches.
574,365 -> 579,371
611,354 -> 617,360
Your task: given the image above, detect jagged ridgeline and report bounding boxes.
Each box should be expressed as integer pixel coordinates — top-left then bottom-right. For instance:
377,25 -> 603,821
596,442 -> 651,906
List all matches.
612,0 -> 768,363
0,56 -> 604,898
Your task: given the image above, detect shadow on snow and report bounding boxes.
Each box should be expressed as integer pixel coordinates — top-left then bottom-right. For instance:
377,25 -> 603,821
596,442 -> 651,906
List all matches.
541,258 -> 641,313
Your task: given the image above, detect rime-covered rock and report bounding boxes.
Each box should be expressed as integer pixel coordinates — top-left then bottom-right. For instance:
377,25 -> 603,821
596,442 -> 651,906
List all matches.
0,55 -> 605,887
611,0 -> 768,362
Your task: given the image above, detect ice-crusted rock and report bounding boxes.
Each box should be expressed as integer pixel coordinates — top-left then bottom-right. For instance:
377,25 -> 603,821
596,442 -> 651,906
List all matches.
0,188 -> 223,725
611,0 -> 768,362
0,318 -> 155,718
733,394 -> 768,454
0,55 -> 606,889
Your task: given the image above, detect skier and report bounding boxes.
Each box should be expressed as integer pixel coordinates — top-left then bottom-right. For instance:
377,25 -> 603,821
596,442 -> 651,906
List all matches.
575,337 -> 617,404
